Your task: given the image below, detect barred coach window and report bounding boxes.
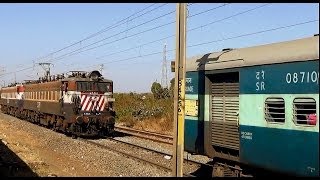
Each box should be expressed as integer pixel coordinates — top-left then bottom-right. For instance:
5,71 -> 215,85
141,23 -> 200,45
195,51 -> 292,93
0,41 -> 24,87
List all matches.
265,97 -> 285,123
293,98 -> 317,125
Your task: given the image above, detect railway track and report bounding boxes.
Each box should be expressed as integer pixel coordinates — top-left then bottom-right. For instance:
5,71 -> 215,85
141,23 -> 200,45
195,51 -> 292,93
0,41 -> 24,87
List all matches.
114,125 -> 173,145
81,137 -> 209,177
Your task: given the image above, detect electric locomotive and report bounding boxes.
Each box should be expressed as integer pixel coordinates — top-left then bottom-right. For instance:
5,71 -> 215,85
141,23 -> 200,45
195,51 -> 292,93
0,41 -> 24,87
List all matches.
0,70 -> 116,138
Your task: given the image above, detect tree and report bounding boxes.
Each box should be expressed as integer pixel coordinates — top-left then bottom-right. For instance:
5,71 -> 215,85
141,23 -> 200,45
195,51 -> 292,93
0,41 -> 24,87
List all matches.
151,82 -> 163,99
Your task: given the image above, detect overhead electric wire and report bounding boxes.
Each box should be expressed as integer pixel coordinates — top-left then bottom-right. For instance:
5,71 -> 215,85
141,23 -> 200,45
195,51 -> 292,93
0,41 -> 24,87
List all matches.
0,3 -> 166,77
2,4 -> 317,80
36,3 -> 160,61
49,3 -> 231,62
2,3 -> 229,77
188,3 -> 230,18
47,3 -> 197,63
75,19 -> 319,70
96,3 -> 271,60
187,19 -> 319,48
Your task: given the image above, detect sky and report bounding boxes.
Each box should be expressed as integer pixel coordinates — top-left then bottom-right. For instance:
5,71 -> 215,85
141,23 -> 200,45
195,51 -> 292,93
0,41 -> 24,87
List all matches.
0,3 -> 319,92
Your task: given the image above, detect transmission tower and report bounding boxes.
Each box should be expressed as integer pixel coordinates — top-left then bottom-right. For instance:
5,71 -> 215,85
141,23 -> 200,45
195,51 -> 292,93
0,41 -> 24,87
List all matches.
38,63 -> 54,80
99,64 -> 104,74
0,66 -> 5,76
161,43 -> 168,88
0,67 -> 5,87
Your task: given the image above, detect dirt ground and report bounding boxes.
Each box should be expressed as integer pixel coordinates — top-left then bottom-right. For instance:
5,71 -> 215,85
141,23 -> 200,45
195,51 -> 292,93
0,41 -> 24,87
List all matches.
0,114 -> 110,177
0,113 -> 174,177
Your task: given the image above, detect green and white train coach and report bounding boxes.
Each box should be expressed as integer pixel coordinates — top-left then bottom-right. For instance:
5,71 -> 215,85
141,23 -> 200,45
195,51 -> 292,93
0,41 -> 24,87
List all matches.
182,34 -> 319,177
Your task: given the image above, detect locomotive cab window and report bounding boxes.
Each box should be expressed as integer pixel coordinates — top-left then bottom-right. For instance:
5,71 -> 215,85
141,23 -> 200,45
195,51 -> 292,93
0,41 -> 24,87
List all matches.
77,81 -> 111,92
293,98 -> 317,125
265,97 -> 285,123
97,82 -> 111,92
77,82 -> 88,91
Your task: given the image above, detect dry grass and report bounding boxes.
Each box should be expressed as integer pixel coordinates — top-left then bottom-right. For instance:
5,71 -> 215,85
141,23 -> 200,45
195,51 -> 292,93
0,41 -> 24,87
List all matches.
133,117 -> 173,135
113,93 -> 173,134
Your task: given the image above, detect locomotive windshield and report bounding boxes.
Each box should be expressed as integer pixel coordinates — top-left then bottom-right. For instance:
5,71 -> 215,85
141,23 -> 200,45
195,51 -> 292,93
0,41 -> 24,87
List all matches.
77,82 -> 111,92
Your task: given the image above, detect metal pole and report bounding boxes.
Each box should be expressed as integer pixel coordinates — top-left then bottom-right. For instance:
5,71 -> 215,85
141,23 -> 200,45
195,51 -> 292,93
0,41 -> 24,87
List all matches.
172,3 -> 187,177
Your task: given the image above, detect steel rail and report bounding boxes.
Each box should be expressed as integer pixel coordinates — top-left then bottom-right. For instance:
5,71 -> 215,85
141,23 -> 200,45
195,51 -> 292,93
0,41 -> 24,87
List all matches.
114,126 -> 173,145
81,137 -> 208,176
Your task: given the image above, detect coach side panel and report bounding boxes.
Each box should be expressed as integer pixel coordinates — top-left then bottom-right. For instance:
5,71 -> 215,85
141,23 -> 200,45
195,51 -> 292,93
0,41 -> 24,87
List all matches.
239,60 -> 319,176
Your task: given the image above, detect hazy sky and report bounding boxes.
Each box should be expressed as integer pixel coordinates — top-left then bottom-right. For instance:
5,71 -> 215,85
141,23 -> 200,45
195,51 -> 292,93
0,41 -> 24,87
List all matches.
0,3 -> 318,92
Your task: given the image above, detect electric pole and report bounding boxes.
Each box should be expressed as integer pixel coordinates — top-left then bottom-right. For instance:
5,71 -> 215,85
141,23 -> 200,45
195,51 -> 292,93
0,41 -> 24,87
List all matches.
172,3 -> 187,177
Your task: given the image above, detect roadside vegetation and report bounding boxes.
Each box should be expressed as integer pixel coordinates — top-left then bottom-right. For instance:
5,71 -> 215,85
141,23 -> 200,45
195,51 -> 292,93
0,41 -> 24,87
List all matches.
113,79 -> 175,135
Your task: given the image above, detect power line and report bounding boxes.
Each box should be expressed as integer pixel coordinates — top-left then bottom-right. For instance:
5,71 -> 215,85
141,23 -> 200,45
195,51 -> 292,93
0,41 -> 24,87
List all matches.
87,19 -> 319,67
2,5 -> 317,79
96,3 -> 271,60
187,3 -> 272,33
50,3 -> 232,63
188,3 -> 230,18
48,13 -> 176,62
188,19 -> 319,48
41,3 -> 197,64
96,34 -> 175,59
0,4 -> 169,77
4,3 -> 230,77
36,3 -> 160,61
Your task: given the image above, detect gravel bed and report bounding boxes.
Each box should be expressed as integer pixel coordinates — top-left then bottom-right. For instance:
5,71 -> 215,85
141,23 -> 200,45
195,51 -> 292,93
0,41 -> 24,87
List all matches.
112,135 -> 211,164
88,138 -> 199,174
91,134 -> 212,175
0,113 -> 172,177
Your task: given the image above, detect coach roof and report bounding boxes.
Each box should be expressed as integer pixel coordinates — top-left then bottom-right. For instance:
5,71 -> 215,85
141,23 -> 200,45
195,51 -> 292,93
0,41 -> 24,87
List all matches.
186,35 -> 319,72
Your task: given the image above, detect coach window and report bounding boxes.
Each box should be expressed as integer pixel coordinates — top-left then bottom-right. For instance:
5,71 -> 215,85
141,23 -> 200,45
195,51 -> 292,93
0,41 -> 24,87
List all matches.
293,98 -> 317,126
265,97 -> 285,123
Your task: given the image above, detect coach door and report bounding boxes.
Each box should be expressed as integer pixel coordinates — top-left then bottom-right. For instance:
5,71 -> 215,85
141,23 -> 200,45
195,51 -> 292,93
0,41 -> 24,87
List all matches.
211,72 -> 240,152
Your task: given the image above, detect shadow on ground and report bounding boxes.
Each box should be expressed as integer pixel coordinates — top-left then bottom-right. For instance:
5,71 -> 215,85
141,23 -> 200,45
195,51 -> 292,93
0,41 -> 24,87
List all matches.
0,140 -> 38,177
